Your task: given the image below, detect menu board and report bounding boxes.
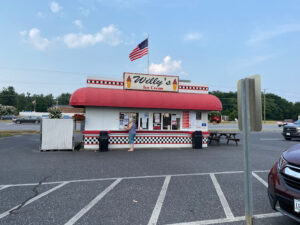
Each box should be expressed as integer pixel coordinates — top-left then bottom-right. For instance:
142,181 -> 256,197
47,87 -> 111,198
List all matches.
182,111 -> 190,128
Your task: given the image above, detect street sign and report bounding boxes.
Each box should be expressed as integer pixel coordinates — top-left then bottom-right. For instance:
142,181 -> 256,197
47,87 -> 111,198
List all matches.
237,75 -> 262,132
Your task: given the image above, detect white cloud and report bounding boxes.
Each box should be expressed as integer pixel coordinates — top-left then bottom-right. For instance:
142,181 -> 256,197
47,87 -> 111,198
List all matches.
149,56 -> 186,75
247,24 -> 300,45
20,28 -> 50,51
19,30 -> 27,36
50,1 -> 62,13
73,20 -> 83,28
63,24 -> 122,48
184,32 -> 203,41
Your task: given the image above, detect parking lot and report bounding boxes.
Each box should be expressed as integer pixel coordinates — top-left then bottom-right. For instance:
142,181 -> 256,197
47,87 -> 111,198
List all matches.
0,132 -> 300,225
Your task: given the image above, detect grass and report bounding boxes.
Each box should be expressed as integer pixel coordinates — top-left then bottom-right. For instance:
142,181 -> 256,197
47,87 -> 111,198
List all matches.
0,120 -> 12,123
0,130 -> 39,138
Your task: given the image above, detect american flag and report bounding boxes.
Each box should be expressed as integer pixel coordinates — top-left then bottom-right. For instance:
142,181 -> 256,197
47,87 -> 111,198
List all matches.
129,38 -> 148,61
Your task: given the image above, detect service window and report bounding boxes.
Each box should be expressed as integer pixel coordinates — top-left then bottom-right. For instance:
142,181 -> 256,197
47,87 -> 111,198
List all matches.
196,112 -> 202,120
171,114 -> 181,130
153,113 -> 161,130
196,111 -> 202,128
162,113 -> 181,130
163,113 -> 171,130
119,112 -> 139,129
139,113 -> 149,130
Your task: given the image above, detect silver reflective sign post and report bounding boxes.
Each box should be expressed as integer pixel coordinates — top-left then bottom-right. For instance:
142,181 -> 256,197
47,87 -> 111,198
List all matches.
237,75 -> 262,225
241,78 -> 253,225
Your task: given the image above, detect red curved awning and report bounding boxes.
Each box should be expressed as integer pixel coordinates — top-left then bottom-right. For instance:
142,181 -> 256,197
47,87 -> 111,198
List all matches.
70,87 -> 222,111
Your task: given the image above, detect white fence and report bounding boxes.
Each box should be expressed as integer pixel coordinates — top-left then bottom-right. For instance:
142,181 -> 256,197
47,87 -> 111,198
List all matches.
40,119 -> 74,151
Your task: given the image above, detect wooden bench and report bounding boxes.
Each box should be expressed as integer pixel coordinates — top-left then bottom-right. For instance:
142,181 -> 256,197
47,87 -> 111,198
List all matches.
208,135 -> 220,144
226,137 -> 240,146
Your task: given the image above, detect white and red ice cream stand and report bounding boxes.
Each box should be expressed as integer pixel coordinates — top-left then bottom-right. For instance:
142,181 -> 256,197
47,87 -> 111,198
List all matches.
70,72 -> 222,150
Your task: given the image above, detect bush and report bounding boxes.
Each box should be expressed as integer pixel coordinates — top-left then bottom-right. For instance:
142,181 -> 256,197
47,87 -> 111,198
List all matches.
73,114 -> 85,121
0,104 -> 17,116
48,106 -> 62,119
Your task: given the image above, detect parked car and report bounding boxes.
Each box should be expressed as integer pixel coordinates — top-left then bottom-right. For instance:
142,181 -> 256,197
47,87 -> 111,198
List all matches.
13,116 -> 41,124
282,120 -> 300,140
277,119 -> 294,127
0,115 -> 17,120
268,144 -> 300,222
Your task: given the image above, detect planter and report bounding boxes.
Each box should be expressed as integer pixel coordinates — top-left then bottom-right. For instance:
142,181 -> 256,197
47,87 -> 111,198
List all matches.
40,119 -> 74,151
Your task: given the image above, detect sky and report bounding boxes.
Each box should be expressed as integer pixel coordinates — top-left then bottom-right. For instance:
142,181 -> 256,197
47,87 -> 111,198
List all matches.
0,0 -> 300,102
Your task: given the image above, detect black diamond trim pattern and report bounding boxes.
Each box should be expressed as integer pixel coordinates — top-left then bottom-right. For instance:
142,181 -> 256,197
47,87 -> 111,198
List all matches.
179,85 -> 208,91
87,80 -> 124,86
84,136 -> 203,145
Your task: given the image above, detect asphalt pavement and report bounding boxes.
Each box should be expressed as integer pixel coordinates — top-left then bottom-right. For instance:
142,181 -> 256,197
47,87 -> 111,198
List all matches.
0,121 -> 283,132
1,131 -> 300,224
0,121 -> 40,131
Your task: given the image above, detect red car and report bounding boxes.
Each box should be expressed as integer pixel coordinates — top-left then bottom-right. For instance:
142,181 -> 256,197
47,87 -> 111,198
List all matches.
268,144 -> 300,222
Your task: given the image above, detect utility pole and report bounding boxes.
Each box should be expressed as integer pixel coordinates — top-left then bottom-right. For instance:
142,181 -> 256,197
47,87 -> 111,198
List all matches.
263,89 -> 266,123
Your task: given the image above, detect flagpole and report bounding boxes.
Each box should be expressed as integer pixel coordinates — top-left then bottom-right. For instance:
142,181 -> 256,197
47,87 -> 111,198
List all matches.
147,33 -> 149,74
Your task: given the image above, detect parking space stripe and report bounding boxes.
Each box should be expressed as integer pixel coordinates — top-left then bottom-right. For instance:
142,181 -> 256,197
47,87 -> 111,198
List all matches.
0,185 -> 10,191
0,170 -> 271,188
0,182 -> 68,220
166,212 -> 282,225
148,176 -> 171,225
253,212 -> 282,219
1,170 -> 247,187
64,178 -> 122,225
209,174 -> 234,219
252,172 -> 268,188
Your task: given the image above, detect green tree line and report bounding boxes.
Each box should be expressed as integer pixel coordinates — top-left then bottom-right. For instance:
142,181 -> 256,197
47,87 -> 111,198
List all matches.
210,91 -> 300,121
0,86 -> 71,113
0,86 -> 299,120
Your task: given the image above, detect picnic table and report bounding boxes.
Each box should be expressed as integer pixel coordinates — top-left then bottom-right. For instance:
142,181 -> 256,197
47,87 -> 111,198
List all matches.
208,131 -> 240,145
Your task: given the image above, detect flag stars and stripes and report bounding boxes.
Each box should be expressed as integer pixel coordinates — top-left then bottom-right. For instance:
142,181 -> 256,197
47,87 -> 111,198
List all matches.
129,38 -> 148,61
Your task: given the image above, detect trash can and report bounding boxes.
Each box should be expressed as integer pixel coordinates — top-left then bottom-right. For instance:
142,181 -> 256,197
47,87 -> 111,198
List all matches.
192,131 -> 202,149
99,131 -> 109,152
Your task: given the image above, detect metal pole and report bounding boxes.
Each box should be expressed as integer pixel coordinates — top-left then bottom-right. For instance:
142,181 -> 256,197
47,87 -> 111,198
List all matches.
242,78 -> 253,225
147,34 -> 149,74
263,89 -> 266,123
34,100 -> 36,112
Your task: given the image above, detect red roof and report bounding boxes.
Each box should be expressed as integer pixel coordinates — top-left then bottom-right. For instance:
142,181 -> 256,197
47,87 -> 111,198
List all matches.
70,87 -> 222,111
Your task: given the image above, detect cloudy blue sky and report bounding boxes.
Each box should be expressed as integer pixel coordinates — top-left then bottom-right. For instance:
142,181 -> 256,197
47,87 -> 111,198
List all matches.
0,0 -> 299,102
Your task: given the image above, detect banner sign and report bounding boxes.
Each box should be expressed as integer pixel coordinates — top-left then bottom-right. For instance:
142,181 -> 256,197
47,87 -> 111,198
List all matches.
182,111 -> 190,128
124,72 -> 179,92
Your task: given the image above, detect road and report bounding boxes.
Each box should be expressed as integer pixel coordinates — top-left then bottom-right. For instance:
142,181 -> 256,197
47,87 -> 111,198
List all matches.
0,121 -> 282,132
0,132 -> 300,224
0,121 -> 40,131
208,122 -> 281,131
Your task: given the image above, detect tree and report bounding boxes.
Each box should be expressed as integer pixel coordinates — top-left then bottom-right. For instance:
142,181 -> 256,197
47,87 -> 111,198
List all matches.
0,86 -> 17,106
57,93 -> 71,105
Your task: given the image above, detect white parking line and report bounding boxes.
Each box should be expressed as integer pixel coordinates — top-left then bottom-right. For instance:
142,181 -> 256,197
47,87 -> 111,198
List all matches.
0,182 -> 68,220
1,170 -> 269,188
260,138 -> 282,141
252,172 -> 268,188
0,185 -> 10,191
166,212 -> 282,225
148,176 -> 171,225
64,178 -> 122,225
210,174 -> 234,219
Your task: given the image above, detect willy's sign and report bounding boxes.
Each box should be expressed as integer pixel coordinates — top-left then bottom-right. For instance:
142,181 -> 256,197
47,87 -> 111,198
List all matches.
123,72 -> 179,92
